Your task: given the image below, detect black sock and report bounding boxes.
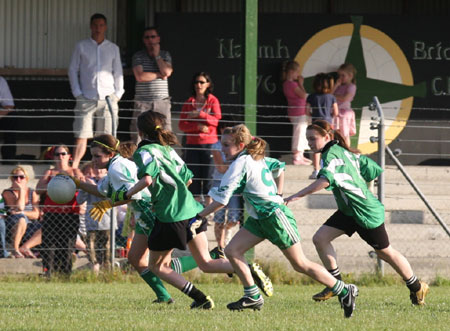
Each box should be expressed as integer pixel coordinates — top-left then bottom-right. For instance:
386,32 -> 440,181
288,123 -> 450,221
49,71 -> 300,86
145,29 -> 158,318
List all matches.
405,275 -> 421,292
328,267 -> 342,281
182,282 -> 207,302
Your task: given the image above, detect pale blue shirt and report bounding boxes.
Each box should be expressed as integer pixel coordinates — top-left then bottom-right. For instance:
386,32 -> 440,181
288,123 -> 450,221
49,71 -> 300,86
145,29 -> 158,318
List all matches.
68,38 -> 124,100
0,76 -> 14,107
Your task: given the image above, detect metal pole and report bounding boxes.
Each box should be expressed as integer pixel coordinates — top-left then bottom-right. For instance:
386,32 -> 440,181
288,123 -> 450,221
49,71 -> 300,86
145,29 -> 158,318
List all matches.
372,96 -> 385,275
386,146 -> 450,238
105,96 -> 117,268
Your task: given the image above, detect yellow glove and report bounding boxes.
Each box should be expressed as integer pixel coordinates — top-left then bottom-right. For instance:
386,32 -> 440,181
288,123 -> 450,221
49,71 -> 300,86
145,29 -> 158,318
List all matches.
90,200 -> 113,222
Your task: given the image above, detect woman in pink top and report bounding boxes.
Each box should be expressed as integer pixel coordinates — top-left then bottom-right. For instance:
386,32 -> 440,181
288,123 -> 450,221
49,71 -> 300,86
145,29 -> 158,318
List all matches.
179,72 -> 222,204
282,61 -> 311,165
333,63 -> 357,146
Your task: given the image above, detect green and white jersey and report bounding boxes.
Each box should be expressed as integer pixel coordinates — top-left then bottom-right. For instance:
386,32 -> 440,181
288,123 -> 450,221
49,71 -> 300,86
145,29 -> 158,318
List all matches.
133,142 -> 202,223
319,142 -> 385,229
209,152 -> 285,219
97,154 -> 153,228
97,155 -> 151,202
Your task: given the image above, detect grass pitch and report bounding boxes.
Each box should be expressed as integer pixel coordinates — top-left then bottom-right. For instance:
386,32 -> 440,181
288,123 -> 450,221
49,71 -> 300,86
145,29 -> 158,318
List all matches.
0,280 -> 449,330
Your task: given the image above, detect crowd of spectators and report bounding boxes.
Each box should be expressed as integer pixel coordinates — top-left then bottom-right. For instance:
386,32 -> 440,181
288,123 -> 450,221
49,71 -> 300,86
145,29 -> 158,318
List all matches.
0,12 -> 358,274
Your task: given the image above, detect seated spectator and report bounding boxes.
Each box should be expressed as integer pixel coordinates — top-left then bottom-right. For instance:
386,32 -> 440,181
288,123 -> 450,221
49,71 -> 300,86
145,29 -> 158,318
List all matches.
77,162 -> 111,274
2,166 -> 40,258
36,144 -> 83,276
0,196 -> 9,257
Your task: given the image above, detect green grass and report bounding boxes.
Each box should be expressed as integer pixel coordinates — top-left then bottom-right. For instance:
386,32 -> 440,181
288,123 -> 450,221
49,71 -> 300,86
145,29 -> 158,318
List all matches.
0,280 -> 449,330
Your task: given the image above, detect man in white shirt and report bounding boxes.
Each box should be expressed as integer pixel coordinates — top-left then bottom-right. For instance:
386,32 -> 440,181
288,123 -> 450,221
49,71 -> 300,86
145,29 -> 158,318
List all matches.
0,76 -> 16,161
68,13 -> 124,168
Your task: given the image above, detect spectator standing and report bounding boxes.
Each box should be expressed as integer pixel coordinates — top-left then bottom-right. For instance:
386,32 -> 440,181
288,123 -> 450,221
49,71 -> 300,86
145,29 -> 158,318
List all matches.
131,26 -> 173,138
2,166 -> 40,258
281,61 -> 311,165
333,63 -> 357,147
68,13 -> 124,169
0,76 -> 16,161
179,72 -> 221,204
77,162 -> 111,274
306,73 -> 338,179
36,145 -> 83,276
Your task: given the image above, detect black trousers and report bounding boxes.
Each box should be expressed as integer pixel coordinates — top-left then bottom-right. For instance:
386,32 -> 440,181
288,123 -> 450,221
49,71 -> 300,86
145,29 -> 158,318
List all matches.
41,212 -> 79,274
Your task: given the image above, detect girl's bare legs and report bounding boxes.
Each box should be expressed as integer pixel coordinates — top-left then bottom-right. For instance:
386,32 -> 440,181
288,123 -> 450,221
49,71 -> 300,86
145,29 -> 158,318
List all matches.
312,152 -> 321,171
224,228 -> 264,287
282,242 -> 340,288
188,231 -> 234,273
312,225 -> 346,270
127,233 -> 149,273
149,249 -> 187,289
375,245 -> 414,280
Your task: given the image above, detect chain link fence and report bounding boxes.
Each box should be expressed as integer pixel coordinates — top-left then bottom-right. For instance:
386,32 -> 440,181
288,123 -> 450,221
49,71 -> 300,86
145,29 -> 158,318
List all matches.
0,98 -> 449,278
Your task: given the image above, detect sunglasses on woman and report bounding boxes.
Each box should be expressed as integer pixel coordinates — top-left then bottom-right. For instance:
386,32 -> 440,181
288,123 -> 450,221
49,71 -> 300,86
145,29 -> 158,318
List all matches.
13,175 -> 26,180
54,152 -> 68,156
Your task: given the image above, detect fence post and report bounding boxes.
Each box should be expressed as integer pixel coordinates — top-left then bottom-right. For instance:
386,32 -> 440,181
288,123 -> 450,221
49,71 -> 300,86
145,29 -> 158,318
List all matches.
369,96 -> 385,276
105,96 -> 117,269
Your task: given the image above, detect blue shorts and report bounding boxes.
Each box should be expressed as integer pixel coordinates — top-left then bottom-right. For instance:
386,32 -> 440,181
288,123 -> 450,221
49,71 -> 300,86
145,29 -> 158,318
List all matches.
212,180 -> 242,224
7,213 -> 30,226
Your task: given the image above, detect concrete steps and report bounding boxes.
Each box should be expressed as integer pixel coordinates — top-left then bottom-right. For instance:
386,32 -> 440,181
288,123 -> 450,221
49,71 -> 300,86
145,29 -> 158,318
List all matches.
1,162 -> 449,279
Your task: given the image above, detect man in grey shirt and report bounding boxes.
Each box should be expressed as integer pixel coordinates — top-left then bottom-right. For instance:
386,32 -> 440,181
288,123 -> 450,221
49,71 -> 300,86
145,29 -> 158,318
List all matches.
131,26 -> 173,139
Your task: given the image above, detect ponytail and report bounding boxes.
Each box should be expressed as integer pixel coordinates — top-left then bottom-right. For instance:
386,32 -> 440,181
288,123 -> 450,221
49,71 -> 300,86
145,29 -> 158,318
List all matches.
137,111 -> 179,146
223,124 -> 267,160
308,120 -> 360,154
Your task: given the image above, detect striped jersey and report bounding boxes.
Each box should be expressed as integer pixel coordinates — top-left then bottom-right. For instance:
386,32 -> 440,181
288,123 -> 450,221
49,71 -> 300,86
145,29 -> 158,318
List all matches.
132,49 -> 171,101
319,142 -> 385,229
209,152 -> 285,219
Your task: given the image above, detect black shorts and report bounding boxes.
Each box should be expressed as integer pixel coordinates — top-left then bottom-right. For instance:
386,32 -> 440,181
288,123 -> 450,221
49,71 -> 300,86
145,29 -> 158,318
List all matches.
324,210 -> 390,250
148,216 -> 208,251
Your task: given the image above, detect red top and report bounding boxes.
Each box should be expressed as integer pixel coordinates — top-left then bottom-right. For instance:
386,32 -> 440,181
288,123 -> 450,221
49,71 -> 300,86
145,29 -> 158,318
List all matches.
179,94 -> 222,145
42,176 -> 80,214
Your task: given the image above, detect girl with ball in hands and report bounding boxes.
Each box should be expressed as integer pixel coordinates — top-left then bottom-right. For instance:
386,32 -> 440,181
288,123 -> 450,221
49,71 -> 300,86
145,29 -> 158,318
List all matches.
72,135 -> 223,304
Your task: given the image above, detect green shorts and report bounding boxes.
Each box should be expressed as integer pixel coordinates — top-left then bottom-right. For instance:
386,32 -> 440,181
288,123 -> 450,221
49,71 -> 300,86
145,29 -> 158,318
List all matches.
243,204 -> 301,250
132,200 -> 156,236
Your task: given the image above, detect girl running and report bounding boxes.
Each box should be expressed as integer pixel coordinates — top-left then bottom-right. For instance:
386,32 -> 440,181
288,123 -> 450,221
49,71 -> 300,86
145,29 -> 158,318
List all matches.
199,124 -> 358,318
109,111 -> 271,309
73,135 -> 214,304
285,120 -> 429,306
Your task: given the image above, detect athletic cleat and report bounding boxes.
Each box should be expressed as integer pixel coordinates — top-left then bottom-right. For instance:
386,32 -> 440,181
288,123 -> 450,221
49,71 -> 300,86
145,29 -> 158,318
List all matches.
339,284 -> 358,318
190,296 -> 215,310
227,295 -> 264,311
410,281 -> 429,306
249,263 -> 273,297
210,246 -> 226,259
152,298 -> 175,305
312,287 -> 336,301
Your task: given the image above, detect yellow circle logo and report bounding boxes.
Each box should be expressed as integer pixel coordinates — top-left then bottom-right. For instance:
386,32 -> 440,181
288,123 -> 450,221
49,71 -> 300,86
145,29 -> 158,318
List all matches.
295,17 -> 425,154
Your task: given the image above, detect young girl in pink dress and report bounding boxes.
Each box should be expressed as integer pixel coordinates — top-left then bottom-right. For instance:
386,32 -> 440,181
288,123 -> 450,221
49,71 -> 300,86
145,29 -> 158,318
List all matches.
333,63 -> 357,146
282,61 -> 311,165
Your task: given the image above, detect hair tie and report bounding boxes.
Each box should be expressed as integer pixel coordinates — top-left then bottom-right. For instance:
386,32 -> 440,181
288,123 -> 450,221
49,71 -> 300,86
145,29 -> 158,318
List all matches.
251,136 -> 256,141
155,125 -> 161,131
93,139 -> 120,152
